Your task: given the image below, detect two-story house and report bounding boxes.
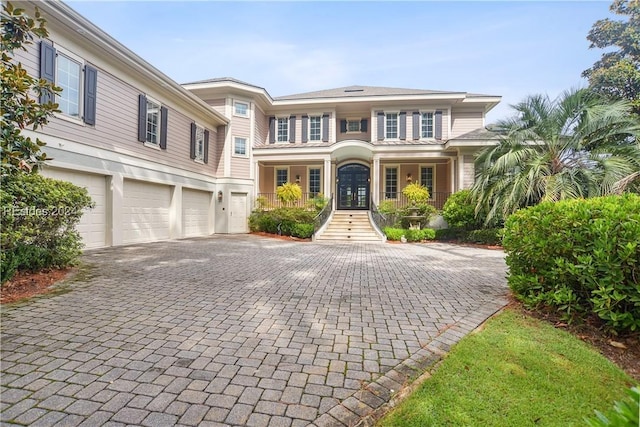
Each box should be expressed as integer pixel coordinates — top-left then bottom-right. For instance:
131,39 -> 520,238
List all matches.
13,1 -> 501,248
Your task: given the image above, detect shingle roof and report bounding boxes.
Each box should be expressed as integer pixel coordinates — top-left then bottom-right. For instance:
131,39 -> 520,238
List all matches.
450,127 -> 502,140
274,85 -> 466,100
182,77 -> 267,92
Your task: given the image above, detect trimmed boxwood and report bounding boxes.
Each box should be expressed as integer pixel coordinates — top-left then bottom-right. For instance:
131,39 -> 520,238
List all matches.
384,227 -> 436,242
503,194 -> 640,333
249,207 -> 315,239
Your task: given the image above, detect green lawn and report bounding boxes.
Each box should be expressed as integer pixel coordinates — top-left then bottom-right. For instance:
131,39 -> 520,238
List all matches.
377,309 -> 636,427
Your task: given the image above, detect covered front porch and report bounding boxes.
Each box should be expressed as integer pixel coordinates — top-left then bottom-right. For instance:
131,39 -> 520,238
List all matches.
253,140 -> 472,211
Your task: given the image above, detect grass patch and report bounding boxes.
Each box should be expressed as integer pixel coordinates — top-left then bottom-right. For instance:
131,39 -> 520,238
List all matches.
378,308 -> 636,427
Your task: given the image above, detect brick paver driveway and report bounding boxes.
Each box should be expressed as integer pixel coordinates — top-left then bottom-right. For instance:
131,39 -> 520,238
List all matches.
1,236 -> 508,426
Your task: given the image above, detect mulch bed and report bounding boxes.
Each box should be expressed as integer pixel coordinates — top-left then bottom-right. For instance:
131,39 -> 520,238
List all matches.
1,268 -> 72,304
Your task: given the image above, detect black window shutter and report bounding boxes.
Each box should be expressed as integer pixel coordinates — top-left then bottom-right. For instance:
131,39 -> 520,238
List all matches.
399,111 -> 406,140
39,42 -> 56,104
190,122 -> 196,159
322,113 -> 329,142
83,65 -> 98,125
137,94 -> 147,142
159,106 -> 168,149
204,130 -> 209,164
377,111 -> 384,140
412,112 -> 420,140
340,120 -> 347,133
435,110 -> 443,140
269,116 -> 275,144
360,119 -> 368,133
289,116 -> 296,143
301,115 -> 308,143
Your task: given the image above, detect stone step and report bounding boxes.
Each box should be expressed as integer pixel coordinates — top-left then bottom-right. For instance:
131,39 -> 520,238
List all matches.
315,211 -> 384,242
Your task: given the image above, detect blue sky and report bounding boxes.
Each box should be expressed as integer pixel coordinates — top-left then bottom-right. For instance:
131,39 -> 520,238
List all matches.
67,1 -> 613,123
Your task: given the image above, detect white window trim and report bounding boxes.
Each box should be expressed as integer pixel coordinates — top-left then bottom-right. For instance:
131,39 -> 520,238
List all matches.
308,114 -> 322,141
346,117 -> 361,134
233,100 -> 250,118
420,110 -> 435,140
384,111 -> 399,140
144,95 -> 162,147
307,166 -> 322,194
274,166 -> 290,188
233,136 -> 248,158
193,123 -> 205,163
383,164 -> 400,199
53,45 -> 85,124
419,163 -> 436,199
276,116 -> 289,143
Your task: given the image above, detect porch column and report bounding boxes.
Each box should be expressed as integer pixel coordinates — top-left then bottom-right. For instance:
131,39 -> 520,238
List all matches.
323,157 -> 332,199
457,154 -> 464,191
450,158 -> 456,193
372,156 -> 380,205
253,160 -> 260,198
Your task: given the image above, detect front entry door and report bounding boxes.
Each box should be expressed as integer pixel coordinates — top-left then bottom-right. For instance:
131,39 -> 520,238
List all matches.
337,164 -> 370,210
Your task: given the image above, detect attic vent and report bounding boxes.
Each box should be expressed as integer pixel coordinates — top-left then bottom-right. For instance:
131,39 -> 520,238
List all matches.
344,89 -> 364,93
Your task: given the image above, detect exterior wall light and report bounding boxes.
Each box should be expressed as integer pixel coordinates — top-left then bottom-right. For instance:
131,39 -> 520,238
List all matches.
295,175 -> 301,183
406,173 -> 412,183
217,190 -> 223,202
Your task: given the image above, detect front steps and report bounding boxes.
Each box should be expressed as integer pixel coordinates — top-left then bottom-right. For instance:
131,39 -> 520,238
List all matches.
315,211 -> 383,242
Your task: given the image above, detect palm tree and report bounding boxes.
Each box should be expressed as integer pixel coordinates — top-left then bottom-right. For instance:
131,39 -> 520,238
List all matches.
472,88 -> 640,223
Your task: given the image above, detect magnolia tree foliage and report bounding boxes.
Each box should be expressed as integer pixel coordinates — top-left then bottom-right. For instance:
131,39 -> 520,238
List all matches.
1,2 -> 60,175
582,0 -> 640,114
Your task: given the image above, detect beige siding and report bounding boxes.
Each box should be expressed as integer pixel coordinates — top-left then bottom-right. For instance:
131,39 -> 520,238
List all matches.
451,111 -> 483,138
255,107 -> 267,147
231,114 -> 251,138
230,156 -> 250,178
16,40 -> 219,176
336,115 -> 371,142
463,155 -> 475,189
204,98 -> 226,116
214,125 -> 225,176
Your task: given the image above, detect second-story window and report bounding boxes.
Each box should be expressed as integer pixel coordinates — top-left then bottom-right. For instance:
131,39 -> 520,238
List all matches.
347,119 -> 361,133
421,112 -> 434,138
309,116 -> 321,141
385,113 -> 398,139
234,101 -> 249,117
194,125 -> 205,161
277,117 -> 289,142
56,54 -> 81,118
146,98 -> 161,145
234,137 -> 247,156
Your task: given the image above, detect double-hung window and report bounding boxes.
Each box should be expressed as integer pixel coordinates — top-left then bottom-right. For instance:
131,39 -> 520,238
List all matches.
234,101 -> 249,117
309,116 -> 321,141
234,137 -> 247,156
420,166 -> 434,196
385,113 -> 398,139
277,117 -> 289,143
39,42 -> 98,125
56,54 -> 81,118
193,125 -> 205,161
309,168 -> 321,195
421,112 -> 434,138
276,168 -> 288,187
385,167 -> 398,199
146,98 -> 161,145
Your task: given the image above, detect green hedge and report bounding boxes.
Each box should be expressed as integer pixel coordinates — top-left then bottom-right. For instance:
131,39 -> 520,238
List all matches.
1,173 -> 94,283
503,194 -> 640,333
441,189 -> 480,229
384,227 -> 436,242
249,207 -> 315,239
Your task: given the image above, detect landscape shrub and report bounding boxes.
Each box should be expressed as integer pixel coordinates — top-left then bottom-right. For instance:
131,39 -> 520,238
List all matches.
585,386 -> 639,427
248,207 -> 315,238
1,173 -> 94,283
291,223 -> 314,239
384,227 -> 435,242
276,182 -> 302,205
503,194 -> 640,333
441,189 -> 481,229
464,228 -> 504,246
434,227 -> 467,241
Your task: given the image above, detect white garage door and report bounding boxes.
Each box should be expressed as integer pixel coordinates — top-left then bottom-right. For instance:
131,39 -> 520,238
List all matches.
230,193 -> 248,233
42,168 -> 107,249
182,189 -> 211,237
122,180 -> 171,244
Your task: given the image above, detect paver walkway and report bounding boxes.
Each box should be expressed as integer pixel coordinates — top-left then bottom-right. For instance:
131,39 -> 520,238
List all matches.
1,236 -> 508,426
